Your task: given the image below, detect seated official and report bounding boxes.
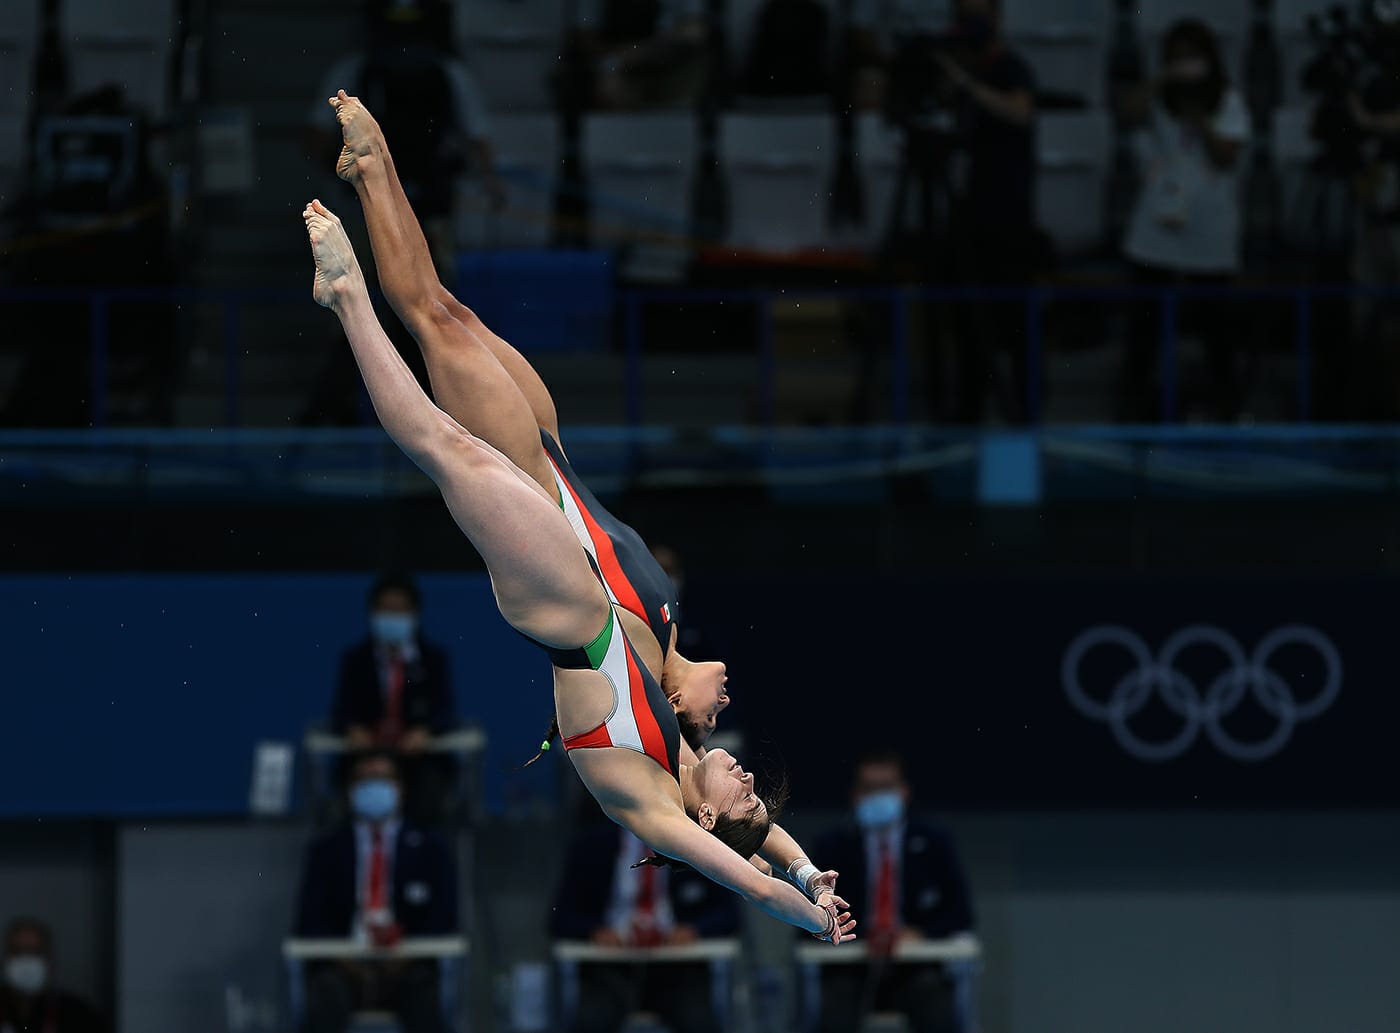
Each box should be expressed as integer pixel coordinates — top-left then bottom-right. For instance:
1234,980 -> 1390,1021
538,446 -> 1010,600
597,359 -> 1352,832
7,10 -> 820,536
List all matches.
812,748 -> 975,1033
331,572 -> 456,822
0,918 -> 105,1033
294,751 -> 459,1033
550,815 -> 740,1033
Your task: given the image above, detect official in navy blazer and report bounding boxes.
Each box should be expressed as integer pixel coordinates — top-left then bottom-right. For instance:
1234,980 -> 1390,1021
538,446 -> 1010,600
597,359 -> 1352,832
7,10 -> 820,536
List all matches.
812,748 -> 975,1033
294,751 -> 458,1033
330,573 -> 454,744
550,811 -> 740,1033
330,573 -> 456,823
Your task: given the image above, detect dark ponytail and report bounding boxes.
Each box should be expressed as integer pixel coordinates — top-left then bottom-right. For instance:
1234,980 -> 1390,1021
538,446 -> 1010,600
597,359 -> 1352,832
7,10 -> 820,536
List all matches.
522,717 -> 560,768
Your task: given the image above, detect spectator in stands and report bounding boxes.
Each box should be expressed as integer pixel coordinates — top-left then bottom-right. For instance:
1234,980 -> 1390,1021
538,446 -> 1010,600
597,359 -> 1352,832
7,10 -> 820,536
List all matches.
303,0 -> 500,426
1,83 -> 174,428
330,572 -> 455,822
848,0 -> 949,110
812,747 -> 974,1033
921,0 -> 1038,422
0,917 -> 105,1033
1119,19 -> 1250,421
308,0 -> 502,272
559,0 -> 709,110
740,0 -> 831,99
295,750 -> 458,1033
549,812 -> 741,1033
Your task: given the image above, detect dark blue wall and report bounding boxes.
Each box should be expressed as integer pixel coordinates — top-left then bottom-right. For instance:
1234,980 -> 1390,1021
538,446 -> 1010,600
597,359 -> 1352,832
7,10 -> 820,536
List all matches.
6,572 -> 1395,818
2,574 -> 557,817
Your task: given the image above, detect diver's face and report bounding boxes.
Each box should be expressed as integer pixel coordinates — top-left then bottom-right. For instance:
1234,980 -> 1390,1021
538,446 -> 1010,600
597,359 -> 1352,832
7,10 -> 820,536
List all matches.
670,654 -> 729,749
694,748 -> 765,826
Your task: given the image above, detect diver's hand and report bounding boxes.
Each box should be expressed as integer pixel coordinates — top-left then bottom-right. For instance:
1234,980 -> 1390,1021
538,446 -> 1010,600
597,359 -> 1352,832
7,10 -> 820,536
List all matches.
811,899 -> 858,946
808,868 -> 841,901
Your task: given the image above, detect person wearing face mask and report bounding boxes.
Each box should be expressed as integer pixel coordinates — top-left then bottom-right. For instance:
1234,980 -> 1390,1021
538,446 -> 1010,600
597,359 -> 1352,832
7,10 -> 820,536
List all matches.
812,748 -> 974,1033
548,807 -> 741,1033
294,751 -> 459,1033
0,918 -> 105,1033
1118,19 -> 1251,421
330,572 -> 455,822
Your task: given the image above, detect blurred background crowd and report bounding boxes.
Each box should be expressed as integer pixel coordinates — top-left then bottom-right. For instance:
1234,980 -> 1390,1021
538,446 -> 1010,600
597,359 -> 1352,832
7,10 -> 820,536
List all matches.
4,0 -> 1400,1032
7,0 -> 1400,425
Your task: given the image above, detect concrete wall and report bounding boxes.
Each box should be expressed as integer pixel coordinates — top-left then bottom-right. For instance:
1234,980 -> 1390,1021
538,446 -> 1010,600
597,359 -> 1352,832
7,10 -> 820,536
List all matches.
9,808 -> 1394,1033
0,822 -> 112,1018
943,810 -> 1400,1033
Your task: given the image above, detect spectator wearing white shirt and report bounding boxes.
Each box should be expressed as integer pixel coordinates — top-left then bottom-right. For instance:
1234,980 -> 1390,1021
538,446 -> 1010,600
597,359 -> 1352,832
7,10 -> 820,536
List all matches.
1120,19 -> 1251,420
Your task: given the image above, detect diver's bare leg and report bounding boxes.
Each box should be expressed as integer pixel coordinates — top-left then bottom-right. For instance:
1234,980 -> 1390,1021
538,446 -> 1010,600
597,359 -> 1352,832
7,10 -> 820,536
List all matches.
331,91 -> 561,442
304,199 -> 604,642
329,92 -> 557,490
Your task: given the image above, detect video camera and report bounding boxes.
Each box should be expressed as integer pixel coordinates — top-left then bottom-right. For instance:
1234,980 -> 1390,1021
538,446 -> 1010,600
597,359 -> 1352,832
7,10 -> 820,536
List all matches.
1301,0 -> 1400,172
884,32 -> 973,138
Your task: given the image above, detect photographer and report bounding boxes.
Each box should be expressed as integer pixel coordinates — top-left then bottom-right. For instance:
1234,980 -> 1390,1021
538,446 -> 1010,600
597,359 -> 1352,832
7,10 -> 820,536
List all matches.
931,0 -> 1037,422
1295,2 -> 1400,417
1119,19 -> 1250,421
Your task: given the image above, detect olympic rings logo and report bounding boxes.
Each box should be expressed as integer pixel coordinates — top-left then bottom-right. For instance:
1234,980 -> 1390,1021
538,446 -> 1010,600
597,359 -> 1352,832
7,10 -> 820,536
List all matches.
1061,625 -> 1342,762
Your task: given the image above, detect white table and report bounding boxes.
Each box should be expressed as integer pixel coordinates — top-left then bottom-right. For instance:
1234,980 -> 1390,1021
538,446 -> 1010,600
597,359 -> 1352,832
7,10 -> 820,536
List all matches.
283,937 -> 470,1030
301,727 -> 490,826
798,934 -> 983,1033
795,932 -> 982,965
283,936 -> 470,961
552,939 -> 741,964
552,939 -> 742,1028
303,728 -> 487,757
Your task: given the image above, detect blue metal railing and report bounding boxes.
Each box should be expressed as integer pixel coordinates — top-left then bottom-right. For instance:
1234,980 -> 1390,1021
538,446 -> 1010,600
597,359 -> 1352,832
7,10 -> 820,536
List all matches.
7,424 -> 1400,505
2,281 -> 1396,428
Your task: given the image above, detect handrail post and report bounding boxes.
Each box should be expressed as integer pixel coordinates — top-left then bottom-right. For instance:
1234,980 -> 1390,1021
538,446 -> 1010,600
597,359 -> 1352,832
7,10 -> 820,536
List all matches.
1026,286 -> 1043,424
224,299 -> 241,427
758,295 -> 775,428
891,288 -> 909,425
624,292 -> 643,427
1295,290 -> 1312,421
1159,287 -> 1179,422
89,293 -> 109,429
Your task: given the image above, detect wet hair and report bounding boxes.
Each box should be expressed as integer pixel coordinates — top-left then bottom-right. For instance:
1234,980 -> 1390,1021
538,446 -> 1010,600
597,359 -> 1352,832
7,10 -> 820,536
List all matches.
660,665 -> 714,753
674,710 -> 707,753
522,717 -> 560,768
368,571 -> 421,611
712,772 -> 788,860
4,917 -> 52,955
637,768 -> 790,871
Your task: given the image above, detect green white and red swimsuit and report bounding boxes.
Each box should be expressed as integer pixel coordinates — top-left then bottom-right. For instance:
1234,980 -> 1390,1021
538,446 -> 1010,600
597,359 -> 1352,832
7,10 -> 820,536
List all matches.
541,429 -> 680,660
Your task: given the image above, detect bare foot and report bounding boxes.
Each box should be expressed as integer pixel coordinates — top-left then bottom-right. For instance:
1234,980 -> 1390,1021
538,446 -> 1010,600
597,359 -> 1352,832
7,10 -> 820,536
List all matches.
328,89 -> 382,183
302,199 -> 363,308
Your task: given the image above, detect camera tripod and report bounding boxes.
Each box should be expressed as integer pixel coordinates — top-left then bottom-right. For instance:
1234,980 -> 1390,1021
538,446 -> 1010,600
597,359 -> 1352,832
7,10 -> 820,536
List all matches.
882,121 -> 963,277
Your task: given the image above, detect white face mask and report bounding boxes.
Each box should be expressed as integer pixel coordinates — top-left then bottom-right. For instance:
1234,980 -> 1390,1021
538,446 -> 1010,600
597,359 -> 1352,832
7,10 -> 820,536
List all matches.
4,954 -> 48,995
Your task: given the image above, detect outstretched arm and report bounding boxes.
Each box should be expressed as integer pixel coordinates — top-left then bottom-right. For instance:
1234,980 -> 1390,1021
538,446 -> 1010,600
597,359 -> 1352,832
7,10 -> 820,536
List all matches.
758,823 -> 843,905
303,199 -> 608,647
637,812 -> 855,945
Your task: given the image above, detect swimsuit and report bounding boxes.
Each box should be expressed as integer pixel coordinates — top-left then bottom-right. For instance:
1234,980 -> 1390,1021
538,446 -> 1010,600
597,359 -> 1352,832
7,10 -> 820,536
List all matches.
541,429 -> 680,659
541,608 -> 681,779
